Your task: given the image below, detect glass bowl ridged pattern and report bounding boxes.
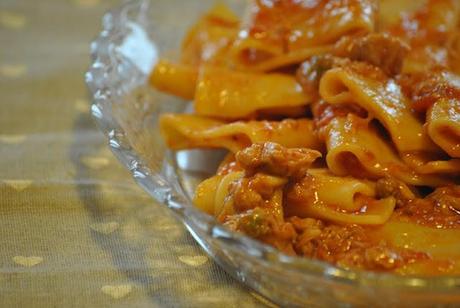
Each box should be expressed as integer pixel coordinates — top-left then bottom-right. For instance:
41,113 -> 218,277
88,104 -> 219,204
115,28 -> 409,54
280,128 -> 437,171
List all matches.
85,1 -> 460,306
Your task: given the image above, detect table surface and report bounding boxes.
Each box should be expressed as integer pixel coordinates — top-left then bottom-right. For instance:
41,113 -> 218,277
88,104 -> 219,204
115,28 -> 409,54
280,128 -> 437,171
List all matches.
0,0 -> 272,306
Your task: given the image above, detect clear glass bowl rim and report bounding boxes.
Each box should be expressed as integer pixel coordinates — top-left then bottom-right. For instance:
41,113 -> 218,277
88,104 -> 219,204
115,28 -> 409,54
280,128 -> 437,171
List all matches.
85,0 -> 460,295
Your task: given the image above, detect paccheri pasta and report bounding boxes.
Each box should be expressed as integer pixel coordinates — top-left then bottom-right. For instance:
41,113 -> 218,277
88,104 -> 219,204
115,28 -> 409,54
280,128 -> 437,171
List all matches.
150,0 -> 460,274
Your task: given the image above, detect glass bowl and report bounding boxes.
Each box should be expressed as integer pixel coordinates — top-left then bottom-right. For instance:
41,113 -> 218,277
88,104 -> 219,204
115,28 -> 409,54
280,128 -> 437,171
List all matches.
85,0 -> 460,306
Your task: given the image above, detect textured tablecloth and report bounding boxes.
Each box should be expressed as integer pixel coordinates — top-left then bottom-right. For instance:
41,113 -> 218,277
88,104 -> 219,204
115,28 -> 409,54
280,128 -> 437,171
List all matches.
0,1 -> 271,306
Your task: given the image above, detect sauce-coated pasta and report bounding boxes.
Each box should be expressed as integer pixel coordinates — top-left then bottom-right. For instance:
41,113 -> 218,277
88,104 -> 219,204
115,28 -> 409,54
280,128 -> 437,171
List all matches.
151,0 -> 460,274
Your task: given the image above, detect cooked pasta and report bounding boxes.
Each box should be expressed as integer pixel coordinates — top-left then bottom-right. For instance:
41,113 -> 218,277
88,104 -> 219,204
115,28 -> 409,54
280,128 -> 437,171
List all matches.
319,62 -> 438,154
160,114 -> 322,153
150,60 -> 197,99
151,62 -> 313,118
323,114 -> 452,186
284,168 -> 397,225
231,0 -> 376,71
194,66 -> 313,119
181,3 -> 240,66
388,0 -> 460,74
150,0 -> 460,274
427,97 -> 460,159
